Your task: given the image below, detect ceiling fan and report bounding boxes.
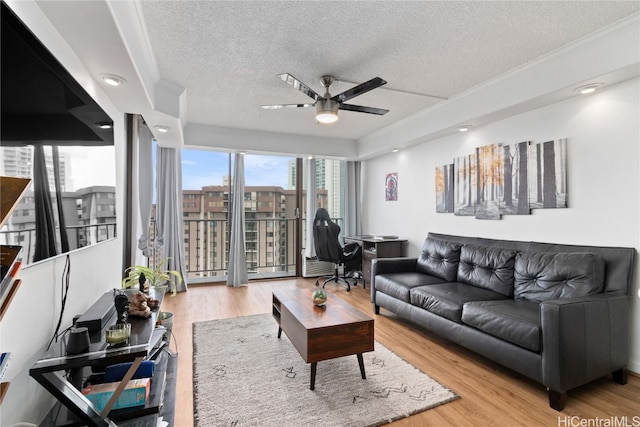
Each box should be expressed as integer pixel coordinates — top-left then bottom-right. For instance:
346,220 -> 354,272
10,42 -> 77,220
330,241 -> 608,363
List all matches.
261,73 -> 389,124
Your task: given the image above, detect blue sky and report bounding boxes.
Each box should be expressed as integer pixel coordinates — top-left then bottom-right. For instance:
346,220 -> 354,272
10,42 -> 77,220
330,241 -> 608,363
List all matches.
181,149 -> 293,190
61,146 -> 116,190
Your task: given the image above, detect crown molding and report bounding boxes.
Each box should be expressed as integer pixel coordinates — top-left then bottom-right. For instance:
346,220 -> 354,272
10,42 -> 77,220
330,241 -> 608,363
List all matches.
106,0 -> 160,104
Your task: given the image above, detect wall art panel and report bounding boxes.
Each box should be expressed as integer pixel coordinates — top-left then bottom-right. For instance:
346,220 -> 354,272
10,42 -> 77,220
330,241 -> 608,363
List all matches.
385,172 -> 398,201
437,139 -> 567,219
436,164 -> 454,213
454,154 -> 477,216
528,138 -> 567,209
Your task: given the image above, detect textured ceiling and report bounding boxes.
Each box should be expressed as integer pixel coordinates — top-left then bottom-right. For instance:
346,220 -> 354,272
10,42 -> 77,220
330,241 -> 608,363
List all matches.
138,0 -> 640,141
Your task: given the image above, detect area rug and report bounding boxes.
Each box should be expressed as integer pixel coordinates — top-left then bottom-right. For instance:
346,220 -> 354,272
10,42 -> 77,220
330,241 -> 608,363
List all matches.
192,314 -> 459,427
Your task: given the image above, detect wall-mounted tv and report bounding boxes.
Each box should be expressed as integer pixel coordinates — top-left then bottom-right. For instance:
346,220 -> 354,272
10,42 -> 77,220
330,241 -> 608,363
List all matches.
0,2 -> 118,265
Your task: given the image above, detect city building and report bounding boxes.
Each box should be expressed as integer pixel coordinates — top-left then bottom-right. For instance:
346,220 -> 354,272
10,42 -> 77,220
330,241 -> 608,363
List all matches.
177,184 -> 327,282
287,158 -> 344,219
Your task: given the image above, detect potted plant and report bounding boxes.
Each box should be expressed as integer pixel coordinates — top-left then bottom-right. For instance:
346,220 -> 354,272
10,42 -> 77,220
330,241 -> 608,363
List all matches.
122,257 -> 183,295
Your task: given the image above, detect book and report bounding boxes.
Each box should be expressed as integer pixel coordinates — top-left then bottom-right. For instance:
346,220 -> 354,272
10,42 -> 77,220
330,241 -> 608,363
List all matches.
104,360 -> 156,382
0,277 -> 16,310
373,235 -> 398,240
0,278 -> 22,322
82,378 -> 150,412
0,260 -> 21,292
0,246 -> 22,301
0,352 -> 12,382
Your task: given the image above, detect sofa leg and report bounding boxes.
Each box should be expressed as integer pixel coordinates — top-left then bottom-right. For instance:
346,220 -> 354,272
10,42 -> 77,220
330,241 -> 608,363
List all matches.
612,368 -> 628,385
373,305 -> 380,315
548,389 -> 566,411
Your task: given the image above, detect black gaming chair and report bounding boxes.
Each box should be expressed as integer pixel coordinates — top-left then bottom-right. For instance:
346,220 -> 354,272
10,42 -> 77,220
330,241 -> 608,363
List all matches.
313,208 -> 353,291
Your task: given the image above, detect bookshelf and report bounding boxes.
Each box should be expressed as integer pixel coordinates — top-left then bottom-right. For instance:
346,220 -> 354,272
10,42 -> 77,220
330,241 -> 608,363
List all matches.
0,381 -> 8,404
1,176 -> 32,228
0,176 -> 32,404
0,280 -> 22,322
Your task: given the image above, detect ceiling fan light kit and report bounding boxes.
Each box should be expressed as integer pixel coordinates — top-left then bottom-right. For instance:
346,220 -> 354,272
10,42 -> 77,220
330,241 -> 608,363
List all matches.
262,73 -> 389,124
316,98 -> 339,124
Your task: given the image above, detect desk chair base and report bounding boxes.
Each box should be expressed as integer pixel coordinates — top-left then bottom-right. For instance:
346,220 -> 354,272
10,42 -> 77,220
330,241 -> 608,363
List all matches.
315,265 -> 351,291
345,270 -> 365,288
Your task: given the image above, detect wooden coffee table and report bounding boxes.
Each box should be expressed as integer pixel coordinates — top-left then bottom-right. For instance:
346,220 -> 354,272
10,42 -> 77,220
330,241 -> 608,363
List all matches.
272,288 -> 374,390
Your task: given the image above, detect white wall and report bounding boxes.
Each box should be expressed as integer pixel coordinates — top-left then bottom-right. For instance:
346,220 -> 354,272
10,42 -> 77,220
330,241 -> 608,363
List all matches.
0,241 -> 124,425
0,2 -> 126,425
362,77 -> 640,374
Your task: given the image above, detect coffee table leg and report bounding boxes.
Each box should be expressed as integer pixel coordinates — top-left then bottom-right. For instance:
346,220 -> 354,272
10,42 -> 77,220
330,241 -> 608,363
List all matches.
277,326 -> 282,339
357,353 -> 366,379
310,362 -> 317,390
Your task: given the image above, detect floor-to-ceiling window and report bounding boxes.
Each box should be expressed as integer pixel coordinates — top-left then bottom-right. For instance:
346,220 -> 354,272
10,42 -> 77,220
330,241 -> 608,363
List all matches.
179,149 -> 232,282
300,158 -> 346,246
152,148 -> 346,283
242,154 -> 296,278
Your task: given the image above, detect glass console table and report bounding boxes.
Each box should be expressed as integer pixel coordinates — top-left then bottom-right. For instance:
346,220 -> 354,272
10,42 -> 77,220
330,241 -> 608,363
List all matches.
30,288 -> 171,427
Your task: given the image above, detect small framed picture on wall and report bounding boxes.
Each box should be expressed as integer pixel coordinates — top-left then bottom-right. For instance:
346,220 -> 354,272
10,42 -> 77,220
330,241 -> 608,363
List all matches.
386,172 -> 398,201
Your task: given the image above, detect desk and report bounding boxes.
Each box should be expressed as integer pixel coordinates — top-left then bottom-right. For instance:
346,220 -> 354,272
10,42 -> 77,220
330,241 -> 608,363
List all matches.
344,236 -> 407,287
30,288 -> 170,427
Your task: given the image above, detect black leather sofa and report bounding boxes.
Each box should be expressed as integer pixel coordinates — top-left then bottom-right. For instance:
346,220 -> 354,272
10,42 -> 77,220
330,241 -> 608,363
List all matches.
371,232 -> 635,410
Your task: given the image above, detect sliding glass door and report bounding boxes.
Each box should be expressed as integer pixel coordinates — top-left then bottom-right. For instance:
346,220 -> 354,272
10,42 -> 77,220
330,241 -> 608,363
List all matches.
176,149 -> 345,283
180,150 -> 232,282
242,154 -> 297,278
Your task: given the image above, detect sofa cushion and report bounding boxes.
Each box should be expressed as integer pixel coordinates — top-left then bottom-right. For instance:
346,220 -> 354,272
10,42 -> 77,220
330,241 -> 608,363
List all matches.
410,283 -> 507,323
416,237 -> 462,281
375,273 -> 448,303
457,244 -> 517,297
462,300 -> 541,352
514,251 -> 605,302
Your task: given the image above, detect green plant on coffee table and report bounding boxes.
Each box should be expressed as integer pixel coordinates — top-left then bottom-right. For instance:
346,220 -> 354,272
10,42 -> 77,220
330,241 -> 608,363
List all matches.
122,257 -> 183,295
312,289 -> 327,306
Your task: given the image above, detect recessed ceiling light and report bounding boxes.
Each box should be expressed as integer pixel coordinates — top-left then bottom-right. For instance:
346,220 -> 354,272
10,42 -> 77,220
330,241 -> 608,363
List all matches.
459,125 -> 471,132
99,73 -> 127,87
96,122 -> 112,129
575,83 -> 603,94
392,149 -> 399,153
154,125 -> 170,133
307,155 -> 314,160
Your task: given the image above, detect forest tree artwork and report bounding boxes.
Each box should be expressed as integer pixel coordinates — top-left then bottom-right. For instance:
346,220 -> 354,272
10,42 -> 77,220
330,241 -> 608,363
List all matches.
435,164 -> 454,213
441,139 -> 567,220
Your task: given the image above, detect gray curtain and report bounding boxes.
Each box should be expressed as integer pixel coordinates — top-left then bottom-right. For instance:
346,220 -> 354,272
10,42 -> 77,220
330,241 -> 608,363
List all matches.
227,152 -> 248,287
304,158 -> 317,259
344,161 -> 362,237
33,145 -> 57,261
51,146 -> 70,253
155,146 -> 188,292
137,119 -> 154,257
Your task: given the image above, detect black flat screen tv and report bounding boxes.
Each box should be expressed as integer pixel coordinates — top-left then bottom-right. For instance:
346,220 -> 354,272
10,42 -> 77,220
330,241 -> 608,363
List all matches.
1,2 -> 118,265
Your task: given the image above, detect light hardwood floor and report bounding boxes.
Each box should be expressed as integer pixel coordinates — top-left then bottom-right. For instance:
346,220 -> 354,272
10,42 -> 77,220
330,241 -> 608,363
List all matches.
161,279 -> 640,427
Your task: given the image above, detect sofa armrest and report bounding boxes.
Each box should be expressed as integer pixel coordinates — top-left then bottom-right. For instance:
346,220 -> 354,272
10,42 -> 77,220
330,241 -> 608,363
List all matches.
540,294 -> 630,392
371,257 -> 418,276
371,257 -> 418,303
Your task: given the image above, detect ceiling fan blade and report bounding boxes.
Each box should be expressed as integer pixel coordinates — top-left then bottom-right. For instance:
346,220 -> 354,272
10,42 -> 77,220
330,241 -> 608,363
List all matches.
339,103 -> 389,115
277,73 -> 322,102
261,103 -> 315,109
332,77 -> 387,103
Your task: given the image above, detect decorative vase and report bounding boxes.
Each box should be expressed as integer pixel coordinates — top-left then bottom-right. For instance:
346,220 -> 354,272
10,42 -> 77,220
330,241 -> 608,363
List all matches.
312,289 -> 327,306
153,284 -> 169,295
